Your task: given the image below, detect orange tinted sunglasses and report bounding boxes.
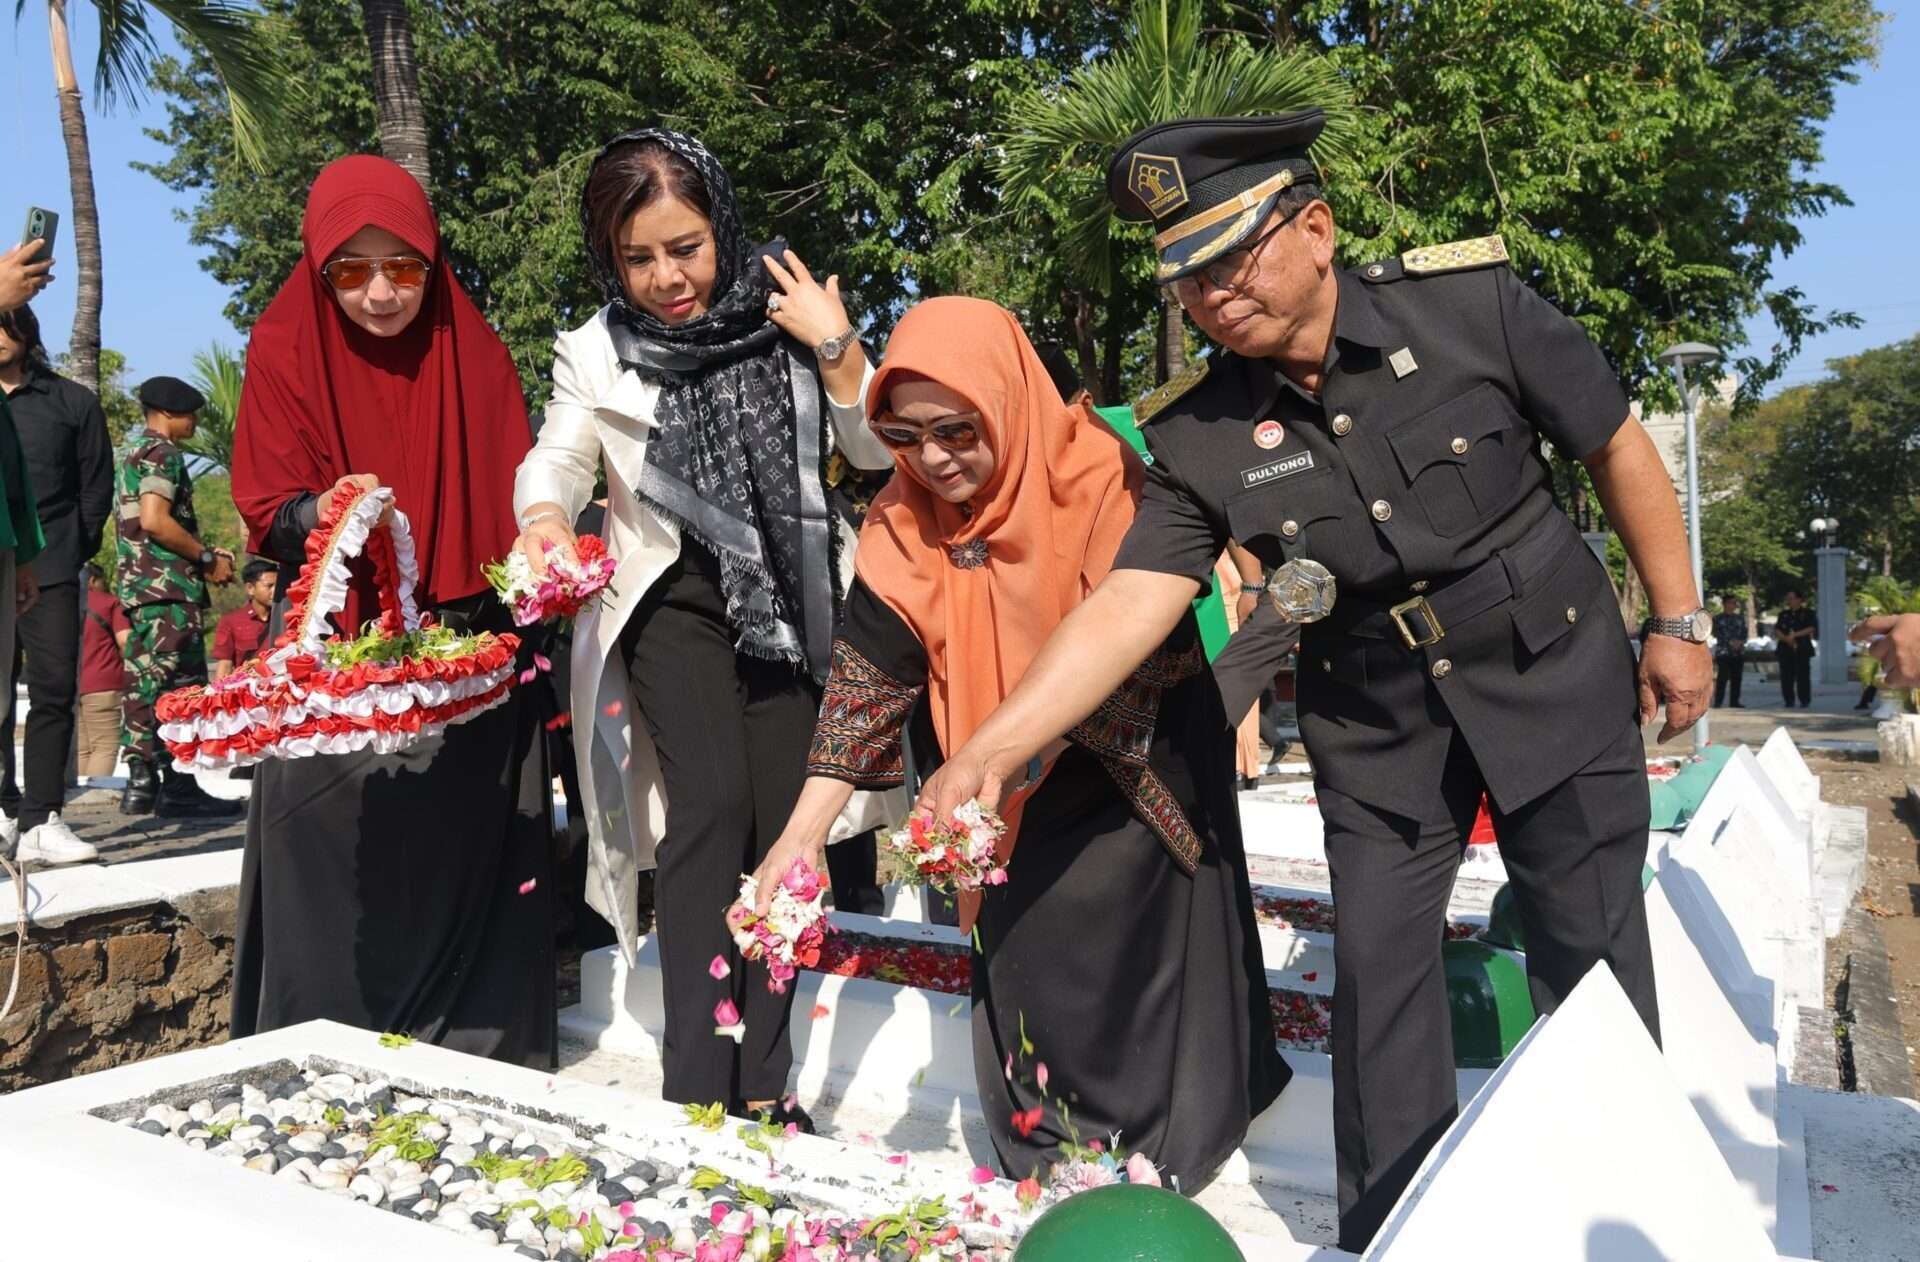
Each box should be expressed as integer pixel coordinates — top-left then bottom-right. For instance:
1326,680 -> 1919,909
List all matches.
322,255 -> 431,291
870,411 -> 983,452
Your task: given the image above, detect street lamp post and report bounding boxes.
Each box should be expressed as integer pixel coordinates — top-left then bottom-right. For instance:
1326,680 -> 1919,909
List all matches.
1658,341 -> 1722,749
1809,515 -> 1850,687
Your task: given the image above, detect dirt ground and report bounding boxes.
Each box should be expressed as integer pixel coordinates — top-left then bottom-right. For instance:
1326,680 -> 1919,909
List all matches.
1810,752 -> 1920,1085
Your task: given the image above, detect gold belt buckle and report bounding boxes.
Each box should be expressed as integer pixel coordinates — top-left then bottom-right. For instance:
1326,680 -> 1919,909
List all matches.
1389,595 -> 1445,649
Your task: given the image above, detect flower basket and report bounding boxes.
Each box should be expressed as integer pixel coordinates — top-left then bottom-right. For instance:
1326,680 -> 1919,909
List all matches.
156,485 -> 520,771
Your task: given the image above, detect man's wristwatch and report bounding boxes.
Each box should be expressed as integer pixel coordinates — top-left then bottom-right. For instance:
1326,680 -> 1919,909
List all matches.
1647,607 -> 1712,643
195,548 -> 215,571
815,327 -> 858,363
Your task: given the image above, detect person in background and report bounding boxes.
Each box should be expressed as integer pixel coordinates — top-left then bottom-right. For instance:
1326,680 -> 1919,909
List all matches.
1711,594 -> 1746,709
0,302 -> 112,862
114,375 -> 242,819
210,559 -> 277,681
0,256 -> 46,860
1774,589 -> 1816,708
76,563 -> 129,781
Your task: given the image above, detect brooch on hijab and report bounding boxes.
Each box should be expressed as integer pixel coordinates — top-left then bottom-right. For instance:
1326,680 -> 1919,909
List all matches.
948,540 -> 989,570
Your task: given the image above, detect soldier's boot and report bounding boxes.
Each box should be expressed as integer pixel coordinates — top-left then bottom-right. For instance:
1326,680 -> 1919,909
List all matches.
155,767 -> 245,819
120,758 -> 159,815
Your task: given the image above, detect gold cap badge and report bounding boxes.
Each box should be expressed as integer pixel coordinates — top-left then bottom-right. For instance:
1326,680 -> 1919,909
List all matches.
1128,152 -> 1189,218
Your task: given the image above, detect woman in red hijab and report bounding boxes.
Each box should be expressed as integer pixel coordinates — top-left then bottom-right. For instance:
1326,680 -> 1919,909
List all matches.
757,297 -> 1288,1187
228,155 -> 553,1068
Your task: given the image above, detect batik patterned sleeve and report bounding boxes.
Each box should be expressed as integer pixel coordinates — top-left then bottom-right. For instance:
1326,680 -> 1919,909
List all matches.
806,578 -> 928,787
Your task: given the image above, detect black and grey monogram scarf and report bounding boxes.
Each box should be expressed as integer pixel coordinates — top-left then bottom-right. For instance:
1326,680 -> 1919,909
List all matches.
582,127 -> 838,680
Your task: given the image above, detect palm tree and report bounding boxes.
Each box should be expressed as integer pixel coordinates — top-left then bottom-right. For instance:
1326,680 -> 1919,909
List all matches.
185,340 -> 243,472
358,0 -> 429,187
23,1 -> 290,396
999,0 -> 1355,384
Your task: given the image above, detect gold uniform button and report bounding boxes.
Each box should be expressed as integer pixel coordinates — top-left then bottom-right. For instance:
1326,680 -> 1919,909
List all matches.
1450,436 -> 1470,455
1331,413 -> 1354,436
1371,499 -> 1393,522
1431,659 -> 1453,680
1281,519 -> 1299,538
1366,264 -> 1384,278
1566,606 -> 1579,623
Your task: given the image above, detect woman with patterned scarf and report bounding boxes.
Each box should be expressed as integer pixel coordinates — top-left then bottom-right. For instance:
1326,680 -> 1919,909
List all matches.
511,129 -> 896,1128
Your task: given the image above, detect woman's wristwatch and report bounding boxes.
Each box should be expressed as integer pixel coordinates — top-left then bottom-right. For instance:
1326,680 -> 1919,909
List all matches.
815,327 -> 858,363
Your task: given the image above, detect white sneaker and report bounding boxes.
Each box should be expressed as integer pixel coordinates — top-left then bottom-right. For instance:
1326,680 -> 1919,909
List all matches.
16,816 -> 99,865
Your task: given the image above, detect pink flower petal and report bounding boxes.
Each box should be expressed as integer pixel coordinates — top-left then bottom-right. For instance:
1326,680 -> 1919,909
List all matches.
533,652 -> 552,672
1003,1053 -> 1013,1081
709,955 -> 731,980
1125,1151 -> 1162,1187
1300,971 -> 1318,982
518,878 -> 538,895
518,667 -> 538,684
810,1003 -> 831,1020
714,998 -> 741,1026
968,1166 -> 994,1185
885,1153 -> 908,1166
603,700 -> 624,717
1036,1062 -> 1049,1093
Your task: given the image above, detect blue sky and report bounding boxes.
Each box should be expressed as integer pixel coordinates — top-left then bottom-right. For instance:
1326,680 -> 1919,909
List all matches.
5,4 -> 1916,392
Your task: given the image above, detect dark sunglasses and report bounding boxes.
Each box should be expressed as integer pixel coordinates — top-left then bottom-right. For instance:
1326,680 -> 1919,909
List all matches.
322,254 -> 431,291
870,411 -> 983,452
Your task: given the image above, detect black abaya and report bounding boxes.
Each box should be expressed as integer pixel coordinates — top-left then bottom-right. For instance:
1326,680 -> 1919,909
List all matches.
230,596 -> 556,1069
808,579 -> 1289,1187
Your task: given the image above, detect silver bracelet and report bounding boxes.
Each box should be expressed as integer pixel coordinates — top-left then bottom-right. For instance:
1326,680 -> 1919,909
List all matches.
518,510 -> 565,531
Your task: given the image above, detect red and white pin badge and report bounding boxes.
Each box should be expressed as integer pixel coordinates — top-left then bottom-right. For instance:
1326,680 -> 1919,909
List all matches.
1254,420 -> 1284,449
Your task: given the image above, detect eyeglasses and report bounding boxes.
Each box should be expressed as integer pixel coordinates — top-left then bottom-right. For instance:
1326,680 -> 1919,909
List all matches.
322,255 -> 431,291
870,412 -> 983,452
1163,201 -> 1311,306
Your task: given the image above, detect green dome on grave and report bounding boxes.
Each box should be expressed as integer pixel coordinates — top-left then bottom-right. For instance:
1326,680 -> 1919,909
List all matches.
1012,1183 -> 1245,1262
1663,745 -> 1733,823
1445,938 -> 1536,1068
1482,882 -> 1526,952
1647,778 -> 1685,831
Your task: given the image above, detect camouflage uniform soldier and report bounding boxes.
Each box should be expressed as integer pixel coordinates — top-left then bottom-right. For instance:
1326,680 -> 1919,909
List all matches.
113,376 -> 242,818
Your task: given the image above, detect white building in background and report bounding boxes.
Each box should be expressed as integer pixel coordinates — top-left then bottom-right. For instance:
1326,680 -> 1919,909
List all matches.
1631,374 -> 1741,497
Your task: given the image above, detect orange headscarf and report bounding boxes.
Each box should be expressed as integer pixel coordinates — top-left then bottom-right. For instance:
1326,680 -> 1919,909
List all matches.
855,297 -> 1142,866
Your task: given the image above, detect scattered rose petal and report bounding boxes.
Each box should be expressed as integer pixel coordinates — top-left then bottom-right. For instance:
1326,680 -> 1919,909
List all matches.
810,1004 -> 830,1020
533,652 -> 552,671
1821,1183 -> 1838,1193
783,1122 -> 798,1138
544,713 -> 571,731
618,1201 -> 635,1216
1014,1177 -> 1042,1210
603,700 -> 624,717
1036,1062 -> 1049,1093
710,1204 -> 729,1226
1125,1151 -> 1162,1187
519,667 -> 539,684
709,955 -> 731,980
1011,1107 -> 1043,1138
518,877 -> 538,895
1003,1053 -> 1013,1081
969,1166 -> 995,1185
714,998 -> 741,1026
885,1153 -> 908,1166
1300,971 -> 1318,982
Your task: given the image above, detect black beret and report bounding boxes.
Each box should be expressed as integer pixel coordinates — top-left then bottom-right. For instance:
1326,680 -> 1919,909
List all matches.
1106,110 -> 1326,283
137,376 -> 206,415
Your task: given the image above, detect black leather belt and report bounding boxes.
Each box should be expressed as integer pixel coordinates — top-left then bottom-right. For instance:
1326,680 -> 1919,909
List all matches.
1335,518 -> 1581,650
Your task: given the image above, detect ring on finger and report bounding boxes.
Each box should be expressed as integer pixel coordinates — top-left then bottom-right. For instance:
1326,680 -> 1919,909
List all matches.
767,293 -> 783,312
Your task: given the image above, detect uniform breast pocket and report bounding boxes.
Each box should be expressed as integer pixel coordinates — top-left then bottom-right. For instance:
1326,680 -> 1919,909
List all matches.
1387,384 -> 1534,537
1224,466 -> 1349,569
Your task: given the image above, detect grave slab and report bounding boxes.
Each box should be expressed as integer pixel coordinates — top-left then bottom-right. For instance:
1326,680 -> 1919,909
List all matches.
1757,727 -> 1822,824
1794,1086 -> 1920,1262
1365,965 -> 1778,1261
1645,873 -> 1784,1241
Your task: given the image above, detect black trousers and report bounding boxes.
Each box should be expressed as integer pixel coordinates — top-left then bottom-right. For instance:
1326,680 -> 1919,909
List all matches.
0,581 -> 81,831
620,540 -> 817,1106
1778,649 -> 1812,706
1713,654 -> 1744,706
1318,719 -> 1658,1252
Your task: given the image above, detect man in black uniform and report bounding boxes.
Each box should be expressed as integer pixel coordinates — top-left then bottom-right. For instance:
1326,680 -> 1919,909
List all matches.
917,111 -> 1711,1250
1712,594 -> 1748,707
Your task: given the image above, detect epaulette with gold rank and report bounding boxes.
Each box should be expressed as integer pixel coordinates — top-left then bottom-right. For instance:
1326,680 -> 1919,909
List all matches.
1399,233 -> 1508,277
1132,357 -> 1211,426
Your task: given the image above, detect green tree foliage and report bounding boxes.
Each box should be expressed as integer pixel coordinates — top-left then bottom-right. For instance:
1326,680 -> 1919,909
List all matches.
186,341 -> 244,472
1244,0 -> 1882,405
141,0 -> 1880,417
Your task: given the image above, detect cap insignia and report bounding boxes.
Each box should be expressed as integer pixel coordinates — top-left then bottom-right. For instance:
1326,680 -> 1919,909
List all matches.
1128,152 -> 1190,218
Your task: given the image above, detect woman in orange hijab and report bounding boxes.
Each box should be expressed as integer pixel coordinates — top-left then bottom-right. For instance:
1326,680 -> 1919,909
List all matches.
756,297 -> 1288,1187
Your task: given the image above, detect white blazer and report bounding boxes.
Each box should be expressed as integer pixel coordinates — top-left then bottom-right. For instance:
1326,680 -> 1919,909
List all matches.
513,307 -> 900,959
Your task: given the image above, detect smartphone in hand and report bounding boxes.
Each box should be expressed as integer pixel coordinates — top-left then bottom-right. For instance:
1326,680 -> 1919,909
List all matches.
20,207 -> 59,263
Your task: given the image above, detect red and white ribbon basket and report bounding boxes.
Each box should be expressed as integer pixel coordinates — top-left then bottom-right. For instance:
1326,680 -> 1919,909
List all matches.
157,485 -> 521,771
